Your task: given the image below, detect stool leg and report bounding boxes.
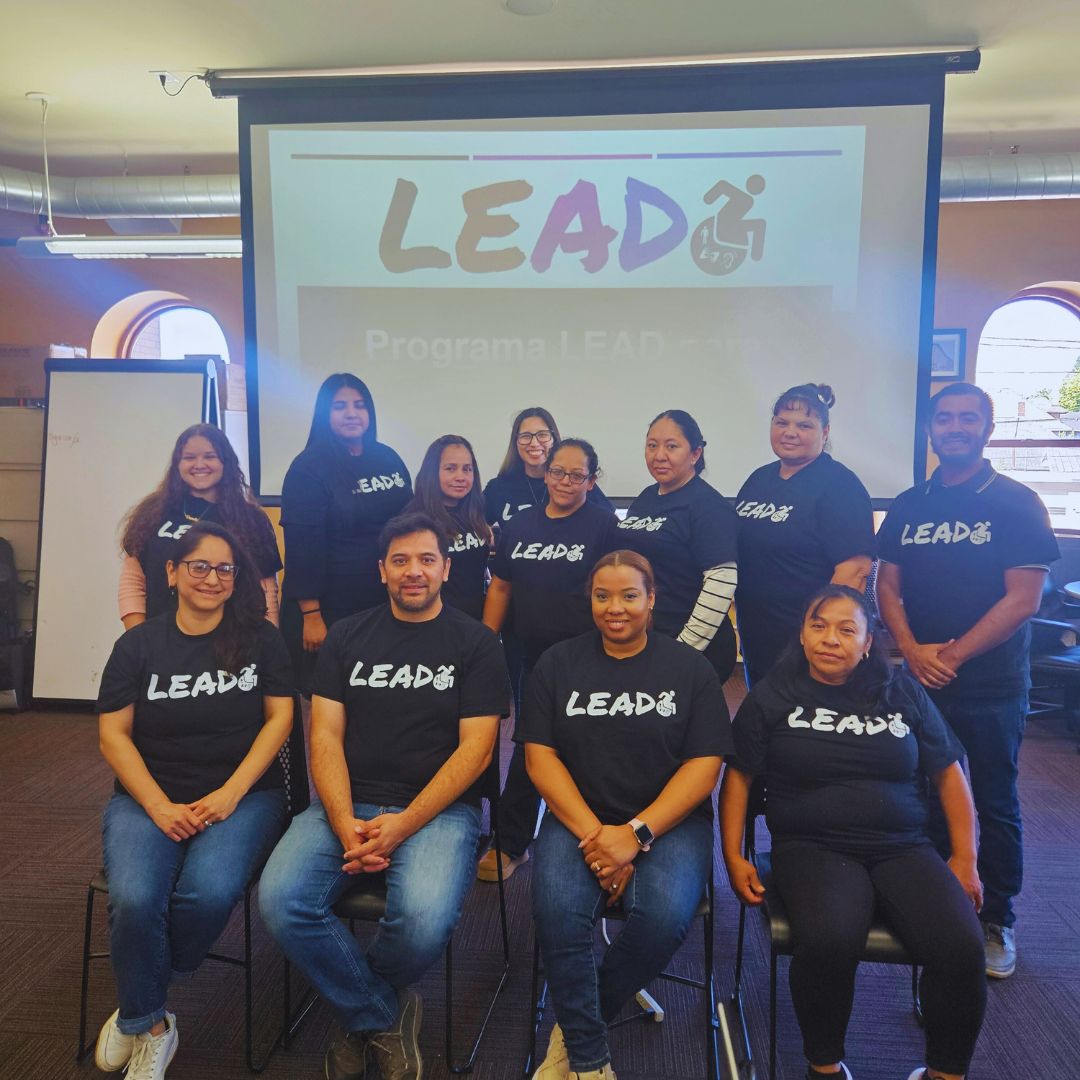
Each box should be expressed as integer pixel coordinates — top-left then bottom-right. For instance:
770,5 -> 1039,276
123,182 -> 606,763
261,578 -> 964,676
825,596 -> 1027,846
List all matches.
76,885 -> 96,1062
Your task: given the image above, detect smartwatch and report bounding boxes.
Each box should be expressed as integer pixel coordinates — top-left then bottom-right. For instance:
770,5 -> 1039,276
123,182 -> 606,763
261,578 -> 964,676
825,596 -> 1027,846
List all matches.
629,817 -> 654,852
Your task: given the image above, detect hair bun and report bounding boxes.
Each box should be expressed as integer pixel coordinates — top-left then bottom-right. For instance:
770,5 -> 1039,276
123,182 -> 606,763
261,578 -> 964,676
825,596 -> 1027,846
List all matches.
814,384 -> 836,409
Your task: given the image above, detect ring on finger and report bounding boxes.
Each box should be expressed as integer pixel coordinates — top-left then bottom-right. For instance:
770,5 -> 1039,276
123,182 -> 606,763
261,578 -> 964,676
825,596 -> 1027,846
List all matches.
592,861 -> 601,873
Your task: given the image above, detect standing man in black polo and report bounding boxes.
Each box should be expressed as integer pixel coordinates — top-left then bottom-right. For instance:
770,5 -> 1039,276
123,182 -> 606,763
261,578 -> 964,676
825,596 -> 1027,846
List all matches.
877,382 -> 1059,979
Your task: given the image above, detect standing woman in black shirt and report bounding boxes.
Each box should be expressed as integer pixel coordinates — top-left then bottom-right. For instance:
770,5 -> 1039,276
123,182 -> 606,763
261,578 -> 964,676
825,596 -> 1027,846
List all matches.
95,522 -> 294,1078
405,435 -> 493,620
119,424 -> 283,629
719,586 -> 985,1080
280,374 -> 411,689
479,438 -> 618,881
520,550 -> 730,1080
617,410 -> 739,680
735,384 -> 875,685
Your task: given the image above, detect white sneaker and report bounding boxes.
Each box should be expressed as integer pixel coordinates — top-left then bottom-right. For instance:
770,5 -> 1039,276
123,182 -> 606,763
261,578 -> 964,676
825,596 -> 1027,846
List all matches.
531,1023 -> 569,1079
568,1066 -> 616,1080
125,1013 -> 178,1080
984,922 -> 1017,978
95,1008 -> 135,1071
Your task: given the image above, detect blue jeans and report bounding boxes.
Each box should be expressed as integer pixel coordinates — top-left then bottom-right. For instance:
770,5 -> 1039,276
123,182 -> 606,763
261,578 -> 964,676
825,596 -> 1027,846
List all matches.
102,789 -> 287,1035
258,799 -> 481,1033
927,690 -> 1028,928
532,812 -> 713,1072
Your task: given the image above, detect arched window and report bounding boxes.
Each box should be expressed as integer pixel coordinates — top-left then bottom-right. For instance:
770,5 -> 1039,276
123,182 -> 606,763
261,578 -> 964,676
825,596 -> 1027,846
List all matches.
90,291 -> 231,363
975,283 -> 1080,529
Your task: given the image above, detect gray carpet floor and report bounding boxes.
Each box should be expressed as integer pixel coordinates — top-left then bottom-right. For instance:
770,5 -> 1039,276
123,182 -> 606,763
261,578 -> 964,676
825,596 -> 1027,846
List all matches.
1,679 -> 1078,1080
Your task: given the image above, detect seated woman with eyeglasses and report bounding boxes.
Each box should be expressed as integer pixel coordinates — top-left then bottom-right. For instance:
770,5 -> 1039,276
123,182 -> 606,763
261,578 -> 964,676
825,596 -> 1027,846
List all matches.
94,522 -> 294,1080
719,585 -> 986,1080
481,438 -> 619,881
520,550 -> 731,1080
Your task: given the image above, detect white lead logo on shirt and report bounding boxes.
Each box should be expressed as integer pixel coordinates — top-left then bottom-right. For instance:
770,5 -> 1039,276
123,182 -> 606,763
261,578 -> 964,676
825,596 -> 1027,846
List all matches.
147,665 -> 258,700
618,515 -> 666,532
900,520 -> 991,546
735,501 -> 793,523
566,689 -> 676,717
510,541 -> 585,562
787,706 -> 909,737
349,661 -> 456,690
351,472 -> 407,496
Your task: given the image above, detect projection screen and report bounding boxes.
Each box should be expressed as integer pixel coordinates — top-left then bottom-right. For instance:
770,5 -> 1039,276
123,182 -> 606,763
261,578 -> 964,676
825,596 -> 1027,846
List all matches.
224,57 -> 962,501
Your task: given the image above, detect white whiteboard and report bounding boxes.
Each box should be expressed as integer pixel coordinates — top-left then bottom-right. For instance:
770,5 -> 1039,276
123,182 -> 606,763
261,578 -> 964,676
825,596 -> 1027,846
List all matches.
33,361 -> 209,702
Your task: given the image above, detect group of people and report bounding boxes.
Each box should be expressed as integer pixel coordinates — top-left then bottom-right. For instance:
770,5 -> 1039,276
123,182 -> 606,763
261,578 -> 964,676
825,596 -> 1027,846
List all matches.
95,373 -> 1057,1080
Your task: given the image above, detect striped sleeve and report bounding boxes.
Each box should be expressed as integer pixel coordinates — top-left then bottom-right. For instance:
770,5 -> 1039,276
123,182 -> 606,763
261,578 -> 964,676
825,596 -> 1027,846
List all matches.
677,562 -> 738,651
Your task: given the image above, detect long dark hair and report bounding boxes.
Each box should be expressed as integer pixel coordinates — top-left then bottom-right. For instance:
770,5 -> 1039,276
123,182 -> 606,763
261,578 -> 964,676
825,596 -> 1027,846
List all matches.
774,584 -> 892,711
121,424 -> 272,566
170,522 -> 266,674
648,409 -> 707,474
304,373 -> 379,455
497,406 -> 561,478
406,435 -> 489,543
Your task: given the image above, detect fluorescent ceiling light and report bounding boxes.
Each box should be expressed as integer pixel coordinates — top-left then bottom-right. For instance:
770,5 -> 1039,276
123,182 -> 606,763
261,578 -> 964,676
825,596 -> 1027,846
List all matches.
16,234 -> 242,259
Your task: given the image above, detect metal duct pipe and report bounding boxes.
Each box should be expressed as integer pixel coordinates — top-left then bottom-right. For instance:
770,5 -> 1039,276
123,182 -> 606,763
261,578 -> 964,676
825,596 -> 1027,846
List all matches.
2,155 -> 1080,219
939,153 -> 1080,201
0,165 -> 240,218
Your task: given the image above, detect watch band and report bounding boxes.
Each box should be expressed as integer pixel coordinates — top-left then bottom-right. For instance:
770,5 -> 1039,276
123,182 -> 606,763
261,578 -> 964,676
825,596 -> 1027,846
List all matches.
629,817 -> 654,852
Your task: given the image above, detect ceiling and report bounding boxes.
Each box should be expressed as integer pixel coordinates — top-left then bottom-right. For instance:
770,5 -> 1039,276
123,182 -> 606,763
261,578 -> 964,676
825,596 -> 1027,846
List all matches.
1,0 -> 1078,177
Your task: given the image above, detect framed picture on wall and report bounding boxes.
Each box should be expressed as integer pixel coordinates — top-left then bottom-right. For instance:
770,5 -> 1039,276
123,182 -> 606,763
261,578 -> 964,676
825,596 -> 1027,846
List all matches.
931,328 -> 965,379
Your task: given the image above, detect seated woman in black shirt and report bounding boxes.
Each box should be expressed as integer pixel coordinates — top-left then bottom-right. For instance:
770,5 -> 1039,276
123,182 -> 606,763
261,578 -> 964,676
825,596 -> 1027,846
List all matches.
520,549 -> 730,1080
404,435 -> 492,620
481,439 -> 619,882
720,585 -> 985,1080
95,522 -> 294,1079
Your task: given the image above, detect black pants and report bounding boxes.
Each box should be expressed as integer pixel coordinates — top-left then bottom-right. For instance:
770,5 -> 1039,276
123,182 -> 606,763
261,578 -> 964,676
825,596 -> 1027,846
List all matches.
498,635 -> 541,859
771,840 -> 986,1074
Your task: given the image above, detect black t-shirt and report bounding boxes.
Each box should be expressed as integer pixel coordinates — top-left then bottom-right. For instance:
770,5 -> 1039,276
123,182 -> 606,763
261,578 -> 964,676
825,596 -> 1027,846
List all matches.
96,614 -> 295,803
483,472 -> 614,528
281,442 -> 412,620
139,497 -> 283,618
312,603 -> 510,807
490,502 -> 619,661
735,454 -> 875,678
516,631 -> 732,823
732,664 -> 961,853
441,508 -> 491,621
878,462 -> 1059,698
617,476 -> 739,638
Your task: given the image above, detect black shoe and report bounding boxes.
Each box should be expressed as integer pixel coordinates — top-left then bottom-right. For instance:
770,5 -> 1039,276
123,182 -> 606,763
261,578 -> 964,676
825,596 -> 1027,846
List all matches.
369,990 -> 423,1080
325,1031 -> 374,1080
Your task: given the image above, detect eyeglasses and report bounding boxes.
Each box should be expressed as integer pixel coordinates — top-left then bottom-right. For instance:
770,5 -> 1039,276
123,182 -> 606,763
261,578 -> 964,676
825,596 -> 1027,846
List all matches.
517,430 -> 554,445
179,560 -> 238,581
547,467 -> 591,486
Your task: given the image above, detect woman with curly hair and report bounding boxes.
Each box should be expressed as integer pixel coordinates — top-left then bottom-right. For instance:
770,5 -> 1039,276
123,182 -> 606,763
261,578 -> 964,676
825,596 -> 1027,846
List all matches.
118,424 -> 282,628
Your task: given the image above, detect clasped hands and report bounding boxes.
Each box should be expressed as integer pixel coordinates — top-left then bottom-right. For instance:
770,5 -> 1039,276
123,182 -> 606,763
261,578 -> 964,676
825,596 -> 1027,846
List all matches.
905,640 -> 960,690
579,823 -> 641,908
340,812 -> 414,874
150,785 -> 242,842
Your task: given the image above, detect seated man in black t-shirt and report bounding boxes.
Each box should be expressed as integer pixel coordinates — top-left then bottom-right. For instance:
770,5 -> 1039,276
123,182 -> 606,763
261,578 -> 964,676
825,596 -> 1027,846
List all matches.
260,512 -> 510,1080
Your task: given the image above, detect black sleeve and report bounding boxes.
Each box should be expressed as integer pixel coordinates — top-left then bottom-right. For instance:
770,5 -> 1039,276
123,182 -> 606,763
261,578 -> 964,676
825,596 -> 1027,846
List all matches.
257,624 -> 296,698
96,629 -> 145,713
281,455 -> 331,598
490,519 -> 515,581
587,484 -> 616,514
483,479 -> 501,526
513,650 -> 559,748
875,496 -> 908,564
250,508 -> 284,577
729,689 -> 772,776
998,486 -> 1060,569
680,659 -> 734,760
818,468 -> 876,566
310,621 -> 348,703
900,679 -> 963,776
383,447 -> 414,511
458,626 -> 512,719
691,493 -> 739,570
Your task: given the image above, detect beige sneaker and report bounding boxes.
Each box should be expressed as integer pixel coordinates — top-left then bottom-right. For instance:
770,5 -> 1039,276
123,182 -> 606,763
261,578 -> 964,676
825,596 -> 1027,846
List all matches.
95,1009 -> 135,1072
531,1023 -> 569,1079
476,848 -> 529,882
568,1065 -> 616,1080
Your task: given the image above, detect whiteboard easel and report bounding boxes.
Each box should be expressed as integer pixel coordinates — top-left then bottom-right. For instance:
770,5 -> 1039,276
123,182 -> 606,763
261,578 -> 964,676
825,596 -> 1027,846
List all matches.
32,360 -> 213,702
